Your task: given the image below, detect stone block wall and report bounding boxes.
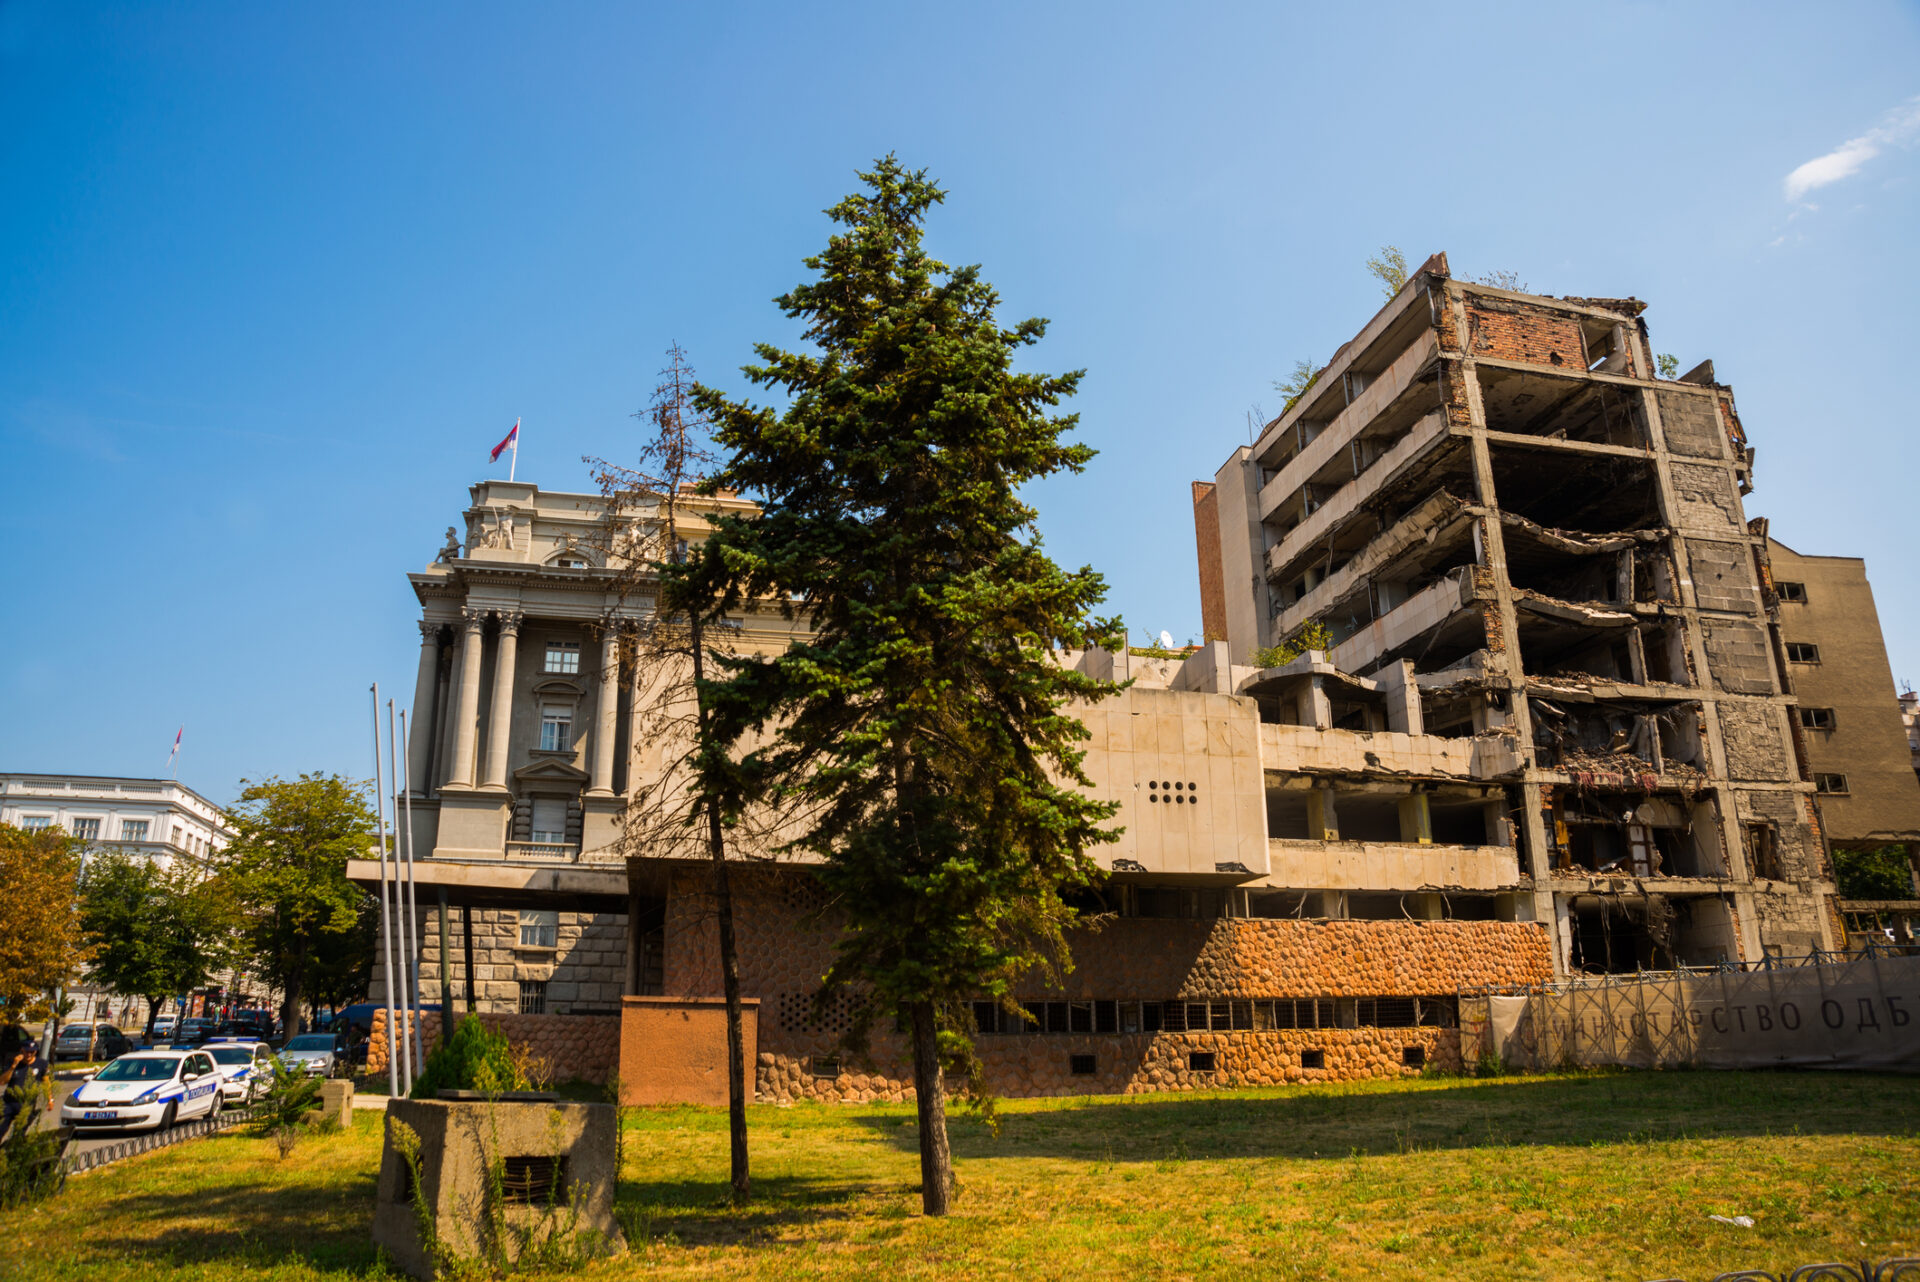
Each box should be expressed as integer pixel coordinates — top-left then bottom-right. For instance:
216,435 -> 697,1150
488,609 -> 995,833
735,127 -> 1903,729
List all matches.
372,906 -> 628,1014
367,1007 -> 621,1085
665,866 -> 1554,1102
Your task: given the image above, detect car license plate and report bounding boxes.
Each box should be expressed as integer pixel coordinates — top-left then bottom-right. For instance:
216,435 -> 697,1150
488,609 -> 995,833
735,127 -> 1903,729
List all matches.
84,1111 -> 117,1120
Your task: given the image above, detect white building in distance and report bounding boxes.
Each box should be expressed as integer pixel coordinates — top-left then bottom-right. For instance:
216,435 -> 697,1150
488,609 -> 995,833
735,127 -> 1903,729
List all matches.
0,774 -> 230,866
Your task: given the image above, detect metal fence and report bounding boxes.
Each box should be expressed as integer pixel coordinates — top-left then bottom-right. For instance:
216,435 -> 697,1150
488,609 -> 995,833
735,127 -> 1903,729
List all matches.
1645,1259 -> 1920,1282
61,1102 -> 264,1176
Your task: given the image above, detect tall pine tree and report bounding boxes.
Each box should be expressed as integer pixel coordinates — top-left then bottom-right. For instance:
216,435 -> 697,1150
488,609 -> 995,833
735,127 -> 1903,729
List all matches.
678,157 -> 1122,1214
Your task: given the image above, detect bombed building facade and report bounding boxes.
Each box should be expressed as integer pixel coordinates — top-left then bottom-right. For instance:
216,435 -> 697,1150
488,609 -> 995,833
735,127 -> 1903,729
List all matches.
1196,252 -> 1839,976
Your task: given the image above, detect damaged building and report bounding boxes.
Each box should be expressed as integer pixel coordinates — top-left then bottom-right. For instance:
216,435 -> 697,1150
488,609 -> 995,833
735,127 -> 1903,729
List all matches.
1196,252 -> 1840,975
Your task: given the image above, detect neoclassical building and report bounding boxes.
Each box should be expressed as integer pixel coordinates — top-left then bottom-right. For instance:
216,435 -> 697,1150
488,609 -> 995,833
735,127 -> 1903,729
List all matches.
0,774 -> 229,866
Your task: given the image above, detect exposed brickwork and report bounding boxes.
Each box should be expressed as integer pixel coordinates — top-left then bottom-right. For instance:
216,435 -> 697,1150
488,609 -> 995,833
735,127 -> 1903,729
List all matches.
1466,301 -> 1586,371
367,1008 -> 620,1085
666,867 -> 1552,1101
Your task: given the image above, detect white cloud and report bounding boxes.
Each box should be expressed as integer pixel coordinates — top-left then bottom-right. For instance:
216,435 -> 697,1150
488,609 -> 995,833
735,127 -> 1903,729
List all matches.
1784,97 -> 1920,201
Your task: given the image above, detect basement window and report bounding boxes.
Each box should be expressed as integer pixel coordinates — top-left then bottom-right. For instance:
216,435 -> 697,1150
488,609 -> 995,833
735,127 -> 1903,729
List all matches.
1402,1045 -> 1427,1069
1814,774 -> 1850,795
811,1057 -> 841,1079
1798,707 -> 1835,730
517,980 -> 547,1015
1785,642 -> 1820,663
1187,1051 -> 1217,1074
1774,581 -> 1807,603
1300,1049 -> 1326,1070
1069,1054 -> 1097,1076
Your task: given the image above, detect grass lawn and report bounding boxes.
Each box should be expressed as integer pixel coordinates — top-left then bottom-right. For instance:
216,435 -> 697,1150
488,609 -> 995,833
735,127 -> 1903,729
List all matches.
2,1070 -> 1915,1280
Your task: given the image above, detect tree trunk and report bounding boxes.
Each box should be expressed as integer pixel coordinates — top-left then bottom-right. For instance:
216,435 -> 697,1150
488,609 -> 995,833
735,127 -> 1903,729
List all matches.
144,995 -> 162,1042
909,1000 -> 953,1215
692,613 -> 751,1204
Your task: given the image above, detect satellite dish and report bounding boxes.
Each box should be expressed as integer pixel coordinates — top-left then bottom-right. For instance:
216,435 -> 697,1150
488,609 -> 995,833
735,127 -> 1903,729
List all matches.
1158,630 -> 1175,650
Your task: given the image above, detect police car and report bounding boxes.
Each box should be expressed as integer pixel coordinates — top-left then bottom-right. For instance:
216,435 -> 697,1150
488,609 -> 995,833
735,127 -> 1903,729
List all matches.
60,1049 -> 225,1131
201,1039 -> 277,1104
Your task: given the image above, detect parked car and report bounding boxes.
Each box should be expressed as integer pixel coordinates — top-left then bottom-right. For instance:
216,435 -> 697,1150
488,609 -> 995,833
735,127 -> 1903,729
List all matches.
59,1049 -> 224,1132
152,1015 -> 178,1038
201,1039 -> 276,1104
52,1022 -> 135,1062
174,1018 -> 217,1045
279,1033 -> 348,1077
214,1017 -> 275,1044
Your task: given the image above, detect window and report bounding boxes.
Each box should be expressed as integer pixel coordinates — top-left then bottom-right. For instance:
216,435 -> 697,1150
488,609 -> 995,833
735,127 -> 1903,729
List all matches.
1300,1049 -> 1326,1070
19,816 -> 52,831
555,557 -> 587,569
517,981 -> 547,1014
120,819 -> 149,842
1187,1051 -> 1217,1073
1798,707 -> 1836,730
70,818 -> 100,841
543,641 -> 580,674
1745,823 -> 1780,880
811,1056 -> 841,1079
1775,581 -> 1807,603
1814,773 -> 1850,795
539,708 -> 573,752
530,799 -> 568,844
1785,642 -> 1821,663
1402,1045 -> 1427,1069
1069,1054 -> 1097,1076
518,910 -> 559,948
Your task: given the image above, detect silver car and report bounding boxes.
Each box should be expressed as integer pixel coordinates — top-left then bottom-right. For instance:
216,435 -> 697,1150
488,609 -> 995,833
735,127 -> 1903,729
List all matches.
278,1033 -> 347,1077
202,1039 -> 276,1104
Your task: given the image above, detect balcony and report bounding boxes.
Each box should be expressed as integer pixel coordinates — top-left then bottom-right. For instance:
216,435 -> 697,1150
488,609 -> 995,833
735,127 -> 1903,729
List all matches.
1266,838 -> 1523,892
506,840 -> 581,862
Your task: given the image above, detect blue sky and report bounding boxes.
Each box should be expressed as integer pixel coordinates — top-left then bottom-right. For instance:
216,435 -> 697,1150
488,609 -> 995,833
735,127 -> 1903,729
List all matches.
3,3 -> 1916,803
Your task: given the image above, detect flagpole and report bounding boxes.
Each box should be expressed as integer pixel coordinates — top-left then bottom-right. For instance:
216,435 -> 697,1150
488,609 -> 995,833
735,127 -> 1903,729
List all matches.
371,685 -> 401,1098
399,709 -> 429,1070
509,417 -> 519,482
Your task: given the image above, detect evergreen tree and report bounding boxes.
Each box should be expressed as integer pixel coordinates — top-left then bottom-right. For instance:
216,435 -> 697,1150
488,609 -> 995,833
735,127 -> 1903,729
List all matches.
680,157 -> 1122,1215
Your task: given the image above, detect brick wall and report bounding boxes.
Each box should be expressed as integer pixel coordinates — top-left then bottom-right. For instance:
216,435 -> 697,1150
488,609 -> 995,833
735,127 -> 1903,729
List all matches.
367,1008 -> 621,1086
1466,302 -> 1588,372
667,867 -> 1553,1101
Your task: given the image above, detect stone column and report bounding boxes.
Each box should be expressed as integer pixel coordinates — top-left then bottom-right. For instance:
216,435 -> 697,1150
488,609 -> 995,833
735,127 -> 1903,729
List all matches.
589,625 -> 620,796
448,609 -> 487,788
482,611 -> 522,790
407,621 -> 442,793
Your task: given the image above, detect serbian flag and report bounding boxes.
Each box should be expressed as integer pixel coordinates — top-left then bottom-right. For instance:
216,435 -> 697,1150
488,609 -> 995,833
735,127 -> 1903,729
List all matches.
490,419 -> 519,461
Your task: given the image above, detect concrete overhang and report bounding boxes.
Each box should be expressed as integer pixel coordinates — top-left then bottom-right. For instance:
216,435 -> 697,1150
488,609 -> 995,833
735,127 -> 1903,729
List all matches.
345,858 -> 629,913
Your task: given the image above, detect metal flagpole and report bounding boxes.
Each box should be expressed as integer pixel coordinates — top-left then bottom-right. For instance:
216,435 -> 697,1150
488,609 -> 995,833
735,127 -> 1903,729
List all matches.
388,700 -> 419,1087
509,418 -> 519,482
399,708 -> 429,1071
371,685 -> 401,1098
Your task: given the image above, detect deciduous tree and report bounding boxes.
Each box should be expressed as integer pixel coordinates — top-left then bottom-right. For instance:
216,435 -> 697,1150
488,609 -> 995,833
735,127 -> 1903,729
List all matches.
682,156 -> 1123,1215
216,774 -> 378,1036
78,853 -> 233,1038
0,825 -> 86,1026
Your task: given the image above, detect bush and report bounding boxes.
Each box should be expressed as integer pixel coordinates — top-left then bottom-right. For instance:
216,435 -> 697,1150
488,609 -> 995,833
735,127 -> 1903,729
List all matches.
254,1064 -> 326,1158
410,1015 -> 530,1099
0,1080 -> 65,1207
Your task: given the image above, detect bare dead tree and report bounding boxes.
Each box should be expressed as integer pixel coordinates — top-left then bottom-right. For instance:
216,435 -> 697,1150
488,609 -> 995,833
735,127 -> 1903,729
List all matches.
584,343 -> 756,1204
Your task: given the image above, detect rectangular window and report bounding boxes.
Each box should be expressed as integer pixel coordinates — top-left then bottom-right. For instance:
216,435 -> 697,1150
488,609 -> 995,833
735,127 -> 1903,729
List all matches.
1775,581 -> 1807,603
970,1001 -> 999,1035
1300,1048 -> 1326,1070
1785,642 -> 1820,663
120,819 -> 148,842
1402,1045 -> 1427,1069
1745,823 -> 1780,880
539,710 -> 572,752
1798,707 -> 1836,730
20,816 -> 52,831
544,641 -> 580,674
1069,1054 -> 1097,1076
1187,1051 -> 1217,1073
530,799 -> 568,844
518,909 -> 559,948
70,818 -> 100,841
1814,773 -> 1850,795
517,981 -> 547,1014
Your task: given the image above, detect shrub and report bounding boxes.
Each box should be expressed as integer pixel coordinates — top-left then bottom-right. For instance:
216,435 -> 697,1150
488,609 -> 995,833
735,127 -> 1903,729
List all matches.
254,1063 -> 326,1158
411,1016 -> 529,1099
1252,620 -> 1334,671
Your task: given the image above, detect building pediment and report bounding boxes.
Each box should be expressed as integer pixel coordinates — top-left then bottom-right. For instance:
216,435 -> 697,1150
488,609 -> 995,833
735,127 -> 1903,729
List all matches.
512,757 -> 591,787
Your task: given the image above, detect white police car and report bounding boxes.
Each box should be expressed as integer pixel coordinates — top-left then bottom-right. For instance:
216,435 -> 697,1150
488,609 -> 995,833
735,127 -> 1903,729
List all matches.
60,1049 -> 224,1132
201,1039 -> 277,1104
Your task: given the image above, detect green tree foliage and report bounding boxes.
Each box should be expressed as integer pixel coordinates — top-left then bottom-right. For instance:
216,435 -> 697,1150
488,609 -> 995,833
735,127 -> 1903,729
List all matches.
1366,245 -> 1409,299
1271,358 -> 1323,413
79,853 -> 232,1038
0,825 -> 86,1026
1251,620 -> 1335,671
215,774 -> 378,1038
680,156 -> 1123,1215
1657,353 -> 1681,379
1834,846 -> 1917,901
